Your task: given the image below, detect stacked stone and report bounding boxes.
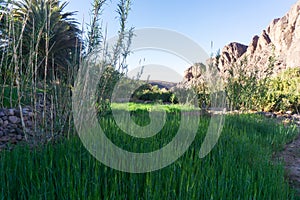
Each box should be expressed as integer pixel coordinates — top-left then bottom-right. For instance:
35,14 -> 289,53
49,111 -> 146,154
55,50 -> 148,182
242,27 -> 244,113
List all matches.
0,107 -> 34,149
259,111 -> 300,128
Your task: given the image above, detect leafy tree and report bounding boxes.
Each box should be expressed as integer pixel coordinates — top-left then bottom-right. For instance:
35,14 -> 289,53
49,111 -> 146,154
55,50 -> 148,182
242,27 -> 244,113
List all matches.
264,68 -> 300,112
224,55 -> 274,111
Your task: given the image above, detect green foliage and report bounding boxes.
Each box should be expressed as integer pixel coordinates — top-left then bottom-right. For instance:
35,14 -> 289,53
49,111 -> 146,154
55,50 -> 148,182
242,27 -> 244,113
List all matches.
89,0 -> 133,116
0,0 -> 83,137
264,67 -> 300,112
8,0 -> 82,79
221,52 -> 299,112
224,56 -> 274,111
225,57 -> 256,110
96,66 -> 122,115
194,82 -> 210,108
0,0 -> 134,139
0,108 -> 298,199
87,0 -> 107,53
0,85 -> 18,107
111,102 -> 198,112
186,63 -> 210,107
132,84 -> 177,103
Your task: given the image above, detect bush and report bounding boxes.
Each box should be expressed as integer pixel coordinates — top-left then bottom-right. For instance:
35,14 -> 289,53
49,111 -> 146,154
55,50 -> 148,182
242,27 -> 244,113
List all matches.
131,84 -> 177,103
264,68 -> 300,112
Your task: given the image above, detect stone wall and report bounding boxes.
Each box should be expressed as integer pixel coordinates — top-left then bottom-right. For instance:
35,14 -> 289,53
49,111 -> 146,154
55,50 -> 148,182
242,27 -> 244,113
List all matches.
0,107 -> 35,149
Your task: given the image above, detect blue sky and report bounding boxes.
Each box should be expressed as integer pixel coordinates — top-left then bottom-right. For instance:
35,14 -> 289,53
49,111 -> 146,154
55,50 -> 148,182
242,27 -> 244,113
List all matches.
66,0 -> 297,53
66,0 -> 297,76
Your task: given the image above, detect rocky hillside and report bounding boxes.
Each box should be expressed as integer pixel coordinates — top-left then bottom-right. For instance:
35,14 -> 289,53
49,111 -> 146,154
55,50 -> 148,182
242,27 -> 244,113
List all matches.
217,0 -> 300,77
177,63 -> 207,88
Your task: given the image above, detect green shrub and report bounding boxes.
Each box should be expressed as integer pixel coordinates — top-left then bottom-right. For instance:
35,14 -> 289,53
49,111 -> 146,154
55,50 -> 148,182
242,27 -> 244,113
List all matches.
264,68 -> 300,112
132,84 -> 177,103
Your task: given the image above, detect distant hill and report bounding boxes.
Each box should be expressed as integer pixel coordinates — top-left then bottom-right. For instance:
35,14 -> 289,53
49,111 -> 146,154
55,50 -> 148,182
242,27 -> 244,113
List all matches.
147,80 -> 178,90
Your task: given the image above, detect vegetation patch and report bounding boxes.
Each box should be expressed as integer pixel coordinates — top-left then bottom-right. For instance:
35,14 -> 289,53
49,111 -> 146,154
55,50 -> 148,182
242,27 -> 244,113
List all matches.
0,105 -> 299,199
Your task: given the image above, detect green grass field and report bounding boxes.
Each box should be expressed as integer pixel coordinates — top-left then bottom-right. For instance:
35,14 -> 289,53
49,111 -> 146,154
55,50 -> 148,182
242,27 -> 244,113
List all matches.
0,103 -> 299,199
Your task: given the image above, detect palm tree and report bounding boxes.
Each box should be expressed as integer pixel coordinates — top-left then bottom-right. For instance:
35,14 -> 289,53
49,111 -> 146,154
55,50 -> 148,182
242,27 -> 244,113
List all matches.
11,0 -> 83,80
0,0 -> 9,48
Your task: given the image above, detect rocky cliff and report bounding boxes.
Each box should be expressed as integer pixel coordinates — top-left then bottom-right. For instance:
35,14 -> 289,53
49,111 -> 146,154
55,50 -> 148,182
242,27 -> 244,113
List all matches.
178,1 -> 300,90
217,0 -> 300,76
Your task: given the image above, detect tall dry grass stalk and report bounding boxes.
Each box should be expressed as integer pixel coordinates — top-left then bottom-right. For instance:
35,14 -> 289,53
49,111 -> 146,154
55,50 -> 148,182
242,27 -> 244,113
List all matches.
0,0 -> 82,141
0,0 -> 133,141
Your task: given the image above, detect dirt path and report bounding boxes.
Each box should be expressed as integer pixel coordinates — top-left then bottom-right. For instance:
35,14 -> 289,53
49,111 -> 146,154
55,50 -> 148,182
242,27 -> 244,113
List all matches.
280,132 -> 300,195
272,113 -> 300,196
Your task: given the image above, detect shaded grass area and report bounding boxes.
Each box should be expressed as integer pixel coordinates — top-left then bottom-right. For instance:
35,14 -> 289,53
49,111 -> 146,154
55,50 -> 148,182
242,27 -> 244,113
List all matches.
0,104 -> 299,199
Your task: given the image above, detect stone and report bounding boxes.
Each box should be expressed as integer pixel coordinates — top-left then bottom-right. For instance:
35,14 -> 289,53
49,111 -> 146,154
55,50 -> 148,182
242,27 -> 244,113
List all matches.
286,111 -> 293,115
8,109 -> 14,116
2,129 -> 7,136
10,137 -> 17,144
8,116 -> 20,124
9,129 -> 16,133
3,120 -> 8,127
15,128 -> 23,135
0,112 -> 5,117
9,124 -> 17,129
22,107 -> 30,112
265,112 -> 273,118
0,136 -> 10,142
176,63 -> 210,89
0,118 -> 3,125
26,120 -> 33,127
217,42 -> 248,73
14,110 -> 21,117
0,131 -> 3,137
16,135 -> 22,141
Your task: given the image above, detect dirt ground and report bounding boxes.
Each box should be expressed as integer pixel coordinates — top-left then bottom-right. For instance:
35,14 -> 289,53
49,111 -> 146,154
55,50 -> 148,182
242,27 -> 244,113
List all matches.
279,132 -> 300,195
272,112 -> 300,196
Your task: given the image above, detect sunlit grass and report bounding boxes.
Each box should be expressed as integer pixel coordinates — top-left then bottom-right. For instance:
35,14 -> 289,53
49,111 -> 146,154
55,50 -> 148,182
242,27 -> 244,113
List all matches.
110,102 -> 200,112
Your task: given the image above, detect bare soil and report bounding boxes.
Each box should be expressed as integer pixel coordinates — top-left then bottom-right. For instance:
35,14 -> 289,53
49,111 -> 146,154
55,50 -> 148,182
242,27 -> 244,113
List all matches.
272,113 -> 300,196
279,132 -> 300,195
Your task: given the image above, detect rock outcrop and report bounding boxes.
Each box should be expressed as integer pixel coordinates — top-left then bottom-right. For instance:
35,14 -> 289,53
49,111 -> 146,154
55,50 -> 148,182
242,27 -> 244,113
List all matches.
217,42 -> 248,73
176,63 -> 207,89
217,0 -> 300,76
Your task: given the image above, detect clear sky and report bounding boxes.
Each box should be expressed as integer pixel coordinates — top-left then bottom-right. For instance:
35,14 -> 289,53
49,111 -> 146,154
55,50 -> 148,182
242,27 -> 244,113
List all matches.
66,0 -> 297,53
66,0 -> 298,76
